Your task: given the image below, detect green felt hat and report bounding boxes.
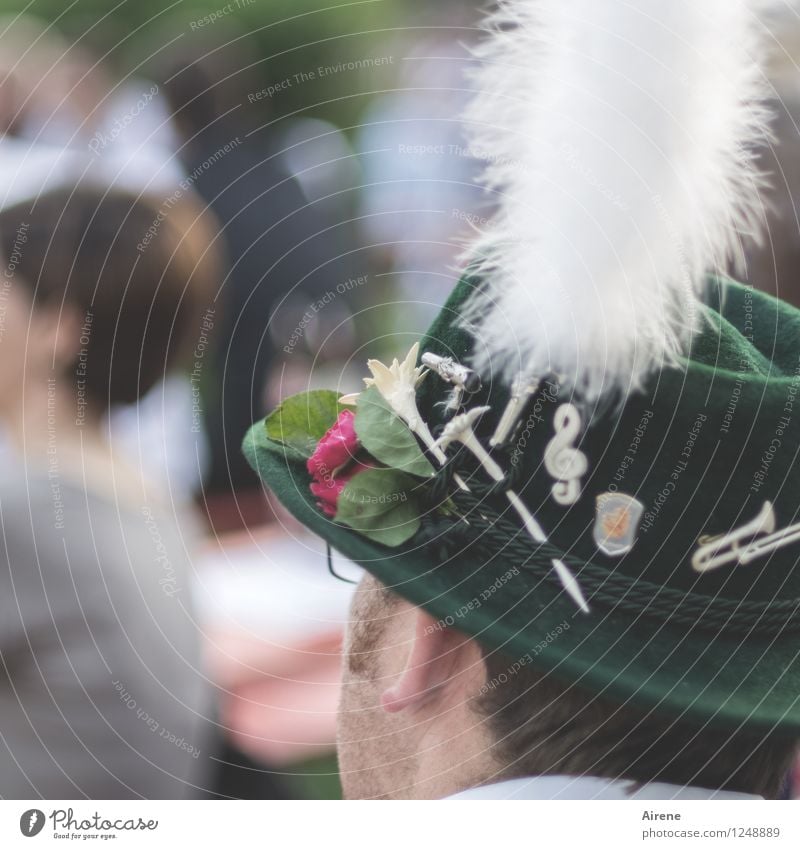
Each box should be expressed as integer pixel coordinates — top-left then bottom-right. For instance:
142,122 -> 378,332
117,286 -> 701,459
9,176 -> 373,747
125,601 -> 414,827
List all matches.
245,274 -> 800,738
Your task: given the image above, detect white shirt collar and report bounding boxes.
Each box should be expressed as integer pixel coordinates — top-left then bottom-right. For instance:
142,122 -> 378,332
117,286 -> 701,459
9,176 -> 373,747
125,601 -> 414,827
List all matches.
446,775 -> 763,801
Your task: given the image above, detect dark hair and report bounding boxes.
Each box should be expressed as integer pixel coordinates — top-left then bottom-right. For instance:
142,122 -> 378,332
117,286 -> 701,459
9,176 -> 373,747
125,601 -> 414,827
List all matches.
0,185 -> 222,409
476,649 -> 797,799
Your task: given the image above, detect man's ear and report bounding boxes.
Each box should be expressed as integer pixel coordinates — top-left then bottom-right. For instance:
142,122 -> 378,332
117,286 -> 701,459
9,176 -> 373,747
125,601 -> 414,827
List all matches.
380,608 -> 477,714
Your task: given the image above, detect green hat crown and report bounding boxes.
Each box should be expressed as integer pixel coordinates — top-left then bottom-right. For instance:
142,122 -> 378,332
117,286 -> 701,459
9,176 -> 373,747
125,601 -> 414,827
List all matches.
416,275 -> 800,633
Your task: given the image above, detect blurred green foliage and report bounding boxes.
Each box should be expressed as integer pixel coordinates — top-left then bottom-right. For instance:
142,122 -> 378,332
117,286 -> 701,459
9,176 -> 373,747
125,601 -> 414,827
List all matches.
0,0 -> 427,129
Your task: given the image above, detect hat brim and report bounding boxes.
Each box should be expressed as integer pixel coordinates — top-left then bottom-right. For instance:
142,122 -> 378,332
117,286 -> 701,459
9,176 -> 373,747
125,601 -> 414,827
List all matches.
244,423 -> 800,738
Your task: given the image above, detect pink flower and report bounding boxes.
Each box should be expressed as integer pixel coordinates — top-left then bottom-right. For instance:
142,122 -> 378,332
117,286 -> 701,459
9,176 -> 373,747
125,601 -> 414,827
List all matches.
307,409 -> 358,479
307,410 -> 370,517
309,460 -> 372,517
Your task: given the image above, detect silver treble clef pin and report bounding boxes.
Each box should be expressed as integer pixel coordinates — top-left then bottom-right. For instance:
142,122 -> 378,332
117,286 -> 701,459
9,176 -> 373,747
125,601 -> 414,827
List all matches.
543,403 -> 588,506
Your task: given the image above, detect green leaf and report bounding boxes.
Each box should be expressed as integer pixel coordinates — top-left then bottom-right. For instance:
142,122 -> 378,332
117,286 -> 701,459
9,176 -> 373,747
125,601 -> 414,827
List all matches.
264,390 -> 345,459
335,467 -> 422,547
354,387 -> 434,478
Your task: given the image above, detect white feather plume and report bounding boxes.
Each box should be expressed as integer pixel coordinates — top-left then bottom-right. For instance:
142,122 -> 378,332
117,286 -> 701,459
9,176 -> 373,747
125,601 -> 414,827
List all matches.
461,0 -> 773,400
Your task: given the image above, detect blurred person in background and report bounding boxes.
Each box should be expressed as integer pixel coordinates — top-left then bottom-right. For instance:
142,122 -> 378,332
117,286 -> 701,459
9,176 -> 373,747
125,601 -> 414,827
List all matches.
0,16 -> 101,143
0,185 -> 221,798
0,16 -> 204,505
0,14 -> 184,198
155,26 -> 358,511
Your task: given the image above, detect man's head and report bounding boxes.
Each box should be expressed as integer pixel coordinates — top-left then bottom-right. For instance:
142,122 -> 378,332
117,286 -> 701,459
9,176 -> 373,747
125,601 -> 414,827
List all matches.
338,576 -> 798,800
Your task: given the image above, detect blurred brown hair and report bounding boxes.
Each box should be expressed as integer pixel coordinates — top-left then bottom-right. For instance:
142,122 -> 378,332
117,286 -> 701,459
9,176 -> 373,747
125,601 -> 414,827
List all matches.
0,184 -> 223,409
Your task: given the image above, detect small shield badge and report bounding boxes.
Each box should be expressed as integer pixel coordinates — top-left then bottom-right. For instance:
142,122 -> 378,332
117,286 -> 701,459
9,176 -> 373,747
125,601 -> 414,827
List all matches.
593,493 -> 643,557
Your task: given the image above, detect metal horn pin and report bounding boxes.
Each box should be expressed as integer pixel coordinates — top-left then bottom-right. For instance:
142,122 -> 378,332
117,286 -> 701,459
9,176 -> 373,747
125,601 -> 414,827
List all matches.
692,501 -> 800,572
435,407 -> 590,614
691,501 -> 792,573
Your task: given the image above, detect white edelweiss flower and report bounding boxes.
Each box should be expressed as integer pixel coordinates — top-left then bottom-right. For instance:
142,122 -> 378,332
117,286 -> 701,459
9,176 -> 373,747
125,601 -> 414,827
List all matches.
364,342 -> 428,431
342,342 -> 446,464
338,343 -> 427,413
